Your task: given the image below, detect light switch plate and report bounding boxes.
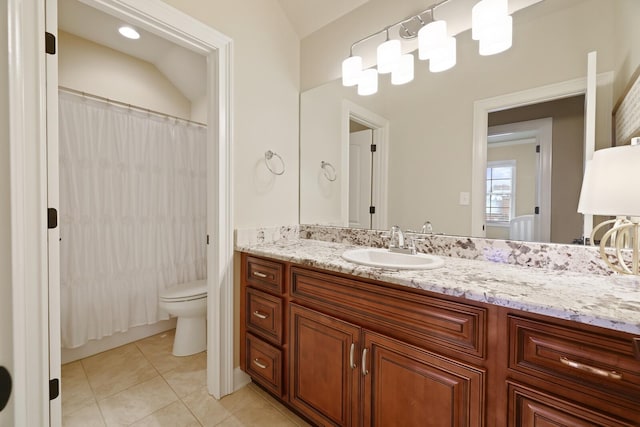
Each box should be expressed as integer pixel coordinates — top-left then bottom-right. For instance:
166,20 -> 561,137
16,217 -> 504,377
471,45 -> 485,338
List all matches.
459,192 -> 470,205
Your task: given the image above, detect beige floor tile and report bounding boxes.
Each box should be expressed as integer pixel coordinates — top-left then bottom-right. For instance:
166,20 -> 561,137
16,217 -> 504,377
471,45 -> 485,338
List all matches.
98,376 -> 178,426
61,360 -> 95,416
82,343 -> 158,400
130,400 -> 201,427
183,386 -> 298,427
136,331 -> 204,374
162,352 -> 207,398
62,400 -> 106,427
248,384 -> 311,427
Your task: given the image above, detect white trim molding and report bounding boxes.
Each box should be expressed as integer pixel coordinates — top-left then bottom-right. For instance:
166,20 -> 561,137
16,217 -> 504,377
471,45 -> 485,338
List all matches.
341,100 -> 390,230
471,72 -> 614,238
8,0 -> 51,425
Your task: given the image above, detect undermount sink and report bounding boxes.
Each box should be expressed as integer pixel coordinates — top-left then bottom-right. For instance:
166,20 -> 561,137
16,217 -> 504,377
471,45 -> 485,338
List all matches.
341,248 -> 444,270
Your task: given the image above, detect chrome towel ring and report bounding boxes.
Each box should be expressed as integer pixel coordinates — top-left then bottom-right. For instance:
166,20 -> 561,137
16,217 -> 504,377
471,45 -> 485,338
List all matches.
320,161 -> 337,181
265,150 -> 285,175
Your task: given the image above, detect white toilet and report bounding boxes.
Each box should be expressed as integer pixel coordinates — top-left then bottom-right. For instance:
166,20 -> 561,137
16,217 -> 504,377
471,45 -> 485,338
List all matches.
159,279 -> 207,356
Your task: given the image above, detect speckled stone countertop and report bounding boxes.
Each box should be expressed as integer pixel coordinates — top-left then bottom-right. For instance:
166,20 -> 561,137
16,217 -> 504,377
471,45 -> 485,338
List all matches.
236,238 -> 640,335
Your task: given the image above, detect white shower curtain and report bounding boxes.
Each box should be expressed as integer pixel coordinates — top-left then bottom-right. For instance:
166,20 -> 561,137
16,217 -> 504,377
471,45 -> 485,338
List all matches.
59,91 -> 207,348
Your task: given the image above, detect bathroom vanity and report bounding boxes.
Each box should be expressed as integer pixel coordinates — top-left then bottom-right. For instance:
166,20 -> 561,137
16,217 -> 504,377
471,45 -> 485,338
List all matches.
238,239 -> 640,427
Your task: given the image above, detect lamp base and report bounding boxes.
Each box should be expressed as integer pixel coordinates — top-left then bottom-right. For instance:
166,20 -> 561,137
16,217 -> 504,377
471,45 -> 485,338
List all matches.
591,218 -> 640,275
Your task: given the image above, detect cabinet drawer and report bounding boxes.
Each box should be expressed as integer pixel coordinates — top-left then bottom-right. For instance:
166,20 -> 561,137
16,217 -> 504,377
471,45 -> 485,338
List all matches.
245,333 -> 283,396
509,316 -> 640,401
291,267 -> 486,359
246,256 -> 284,294
507,382 -> 634,427
246,287 -> 283,345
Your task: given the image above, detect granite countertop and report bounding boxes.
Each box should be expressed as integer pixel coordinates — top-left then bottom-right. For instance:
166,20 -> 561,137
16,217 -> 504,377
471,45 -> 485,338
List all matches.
237,238 -> 640,335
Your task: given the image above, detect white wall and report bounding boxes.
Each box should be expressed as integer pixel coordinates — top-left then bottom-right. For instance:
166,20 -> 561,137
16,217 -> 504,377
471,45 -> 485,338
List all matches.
162,0 -> 301,229
299,0 -> 617,236
614,0 -> 640,101
0,3 -> 14,424
58,31 -> 191,120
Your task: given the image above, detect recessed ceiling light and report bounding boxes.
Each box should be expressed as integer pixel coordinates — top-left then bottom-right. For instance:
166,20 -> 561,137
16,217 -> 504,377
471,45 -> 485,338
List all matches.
118,26 -> 140,40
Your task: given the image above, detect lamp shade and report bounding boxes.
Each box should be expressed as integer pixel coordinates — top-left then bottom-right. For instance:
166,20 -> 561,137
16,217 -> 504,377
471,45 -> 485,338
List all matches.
377,39 -> 401,74
478,15 -> 512,56
418,20 -> 447,61
429,37 -> 456,72
578,145 -> 640,217
472,0 -> 509,41
342,55 -> 362,87
391,53 -> 414,85
358,68 -> 378,96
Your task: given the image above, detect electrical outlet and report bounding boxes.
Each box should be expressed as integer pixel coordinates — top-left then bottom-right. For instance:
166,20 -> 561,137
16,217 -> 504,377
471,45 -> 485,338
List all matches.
459,192 -> 470,205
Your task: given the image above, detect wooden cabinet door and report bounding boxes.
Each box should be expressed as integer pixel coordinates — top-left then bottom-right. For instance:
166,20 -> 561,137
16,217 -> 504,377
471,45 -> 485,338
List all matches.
289,304 -> 361,427
508,382 -> 634,427
362,331 -> 485,427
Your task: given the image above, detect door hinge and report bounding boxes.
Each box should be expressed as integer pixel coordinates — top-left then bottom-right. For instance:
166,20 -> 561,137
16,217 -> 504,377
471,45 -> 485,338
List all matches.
535,206 -> 540,214
536,144 -> 540,153
49,378 -> 59,401
369,206 -> 376,214
206,235 -> 210,245
45,32 -> 56,55
370,144 -> 377,152
48,208 -> 58,229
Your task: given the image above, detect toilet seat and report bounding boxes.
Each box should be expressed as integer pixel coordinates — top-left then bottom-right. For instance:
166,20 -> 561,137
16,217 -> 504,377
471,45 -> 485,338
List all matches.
160,280 -> 207,302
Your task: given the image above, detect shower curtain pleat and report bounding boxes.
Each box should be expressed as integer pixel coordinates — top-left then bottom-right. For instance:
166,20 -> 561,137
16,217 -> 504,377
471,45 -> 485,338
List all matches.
59,91 -> 207,349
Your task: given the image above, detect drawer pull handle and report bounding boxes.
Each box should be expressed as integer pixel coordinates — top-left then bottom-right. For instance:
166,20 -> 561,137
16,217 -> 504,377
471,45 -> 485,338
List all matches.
349,343 -> 356,369
362,348 -> 369,376
253,311 -> 269,320
253,271 -> 268,278
253,358 -> 268,369
560,357 -> 623,380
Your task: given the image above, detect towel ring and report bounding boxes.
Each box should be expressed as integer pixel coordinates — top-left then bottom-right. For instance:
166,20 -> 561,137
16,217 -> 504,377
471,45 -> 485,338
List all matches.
320,161 -> 337,181
265,150 -> 285,175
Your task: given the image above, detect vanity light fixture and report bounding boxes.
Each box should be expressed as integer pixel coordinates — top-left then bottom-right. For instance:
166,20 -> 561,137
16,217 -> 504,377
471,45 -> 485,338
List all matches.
341,0 -> 513,95
577,140 -> 640,275
118,25 -> 140,40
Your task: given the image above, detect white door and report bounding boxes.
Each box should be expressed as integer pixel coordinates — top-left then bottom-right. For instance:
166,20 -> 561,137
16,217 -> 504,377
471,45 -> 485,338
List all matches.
0,3 -> 14,424
349,130 -> 373,228
46,0 -> 61,425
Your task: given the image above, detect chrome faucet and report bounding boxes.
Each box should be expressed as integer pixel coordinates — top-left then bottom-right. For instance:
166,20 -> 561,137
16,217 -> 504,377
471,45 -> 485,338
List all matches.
389,226 -> 416,254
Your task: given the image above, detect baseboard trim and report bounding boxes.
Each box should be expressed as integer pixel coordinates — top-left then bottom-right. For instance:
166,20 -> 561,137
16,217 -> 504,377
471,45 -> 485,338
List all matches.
233,367 -> 251,392
61,318 -> 177,364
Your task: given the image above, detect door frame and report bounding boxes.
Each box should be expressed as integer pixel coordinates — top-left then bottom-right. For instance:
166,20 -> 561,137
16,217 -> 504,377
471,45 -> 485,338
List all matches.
471,72 -> 614,238
487,118 -> 552,242
8,0 -> 234,424
341,100 -> 389,230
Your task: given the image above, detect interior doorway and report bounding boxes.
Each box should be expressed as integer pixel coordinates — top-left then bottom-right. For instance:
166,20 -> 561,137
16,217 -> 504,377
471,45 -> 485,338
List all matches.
35,1 -> 233,424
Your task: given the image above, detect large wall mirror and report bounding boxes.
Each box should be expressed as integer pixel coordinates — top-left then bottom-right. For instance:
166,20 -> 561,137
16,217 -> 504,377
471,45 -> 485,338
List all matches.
299,0 -> 639,245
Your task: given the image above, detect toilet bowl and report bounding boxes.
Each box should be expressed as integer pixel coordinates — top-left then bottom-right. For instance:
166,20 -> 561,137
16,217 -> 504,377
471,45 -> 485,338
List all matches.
159,279 -> 207,356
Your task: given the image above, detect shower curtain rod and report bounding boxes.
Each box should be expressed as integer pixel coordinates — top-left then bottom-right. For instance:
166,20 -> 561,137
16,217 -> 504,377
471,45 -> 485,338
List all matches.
58,86 -> 207,128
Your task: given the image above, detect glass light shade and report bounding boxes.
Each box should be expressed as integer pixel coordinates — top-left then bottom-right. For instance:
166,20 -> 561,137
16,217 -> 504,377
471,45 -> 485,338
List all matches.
478,15 -> 513,56
472,0 -> 508,40
391,54 -> 414,85
578,145 -> 640,217
342,55 -> 363,87
358,68 -> 378,96
377,39 -> 401,74
418,20 -> 448,61
429,37 -> 456,73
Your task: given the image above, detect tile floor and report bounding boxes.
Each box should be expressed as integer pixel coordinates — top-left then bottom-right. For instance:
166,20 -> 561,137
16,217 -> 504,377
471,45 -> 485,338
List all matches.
62,330 -> 310,426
